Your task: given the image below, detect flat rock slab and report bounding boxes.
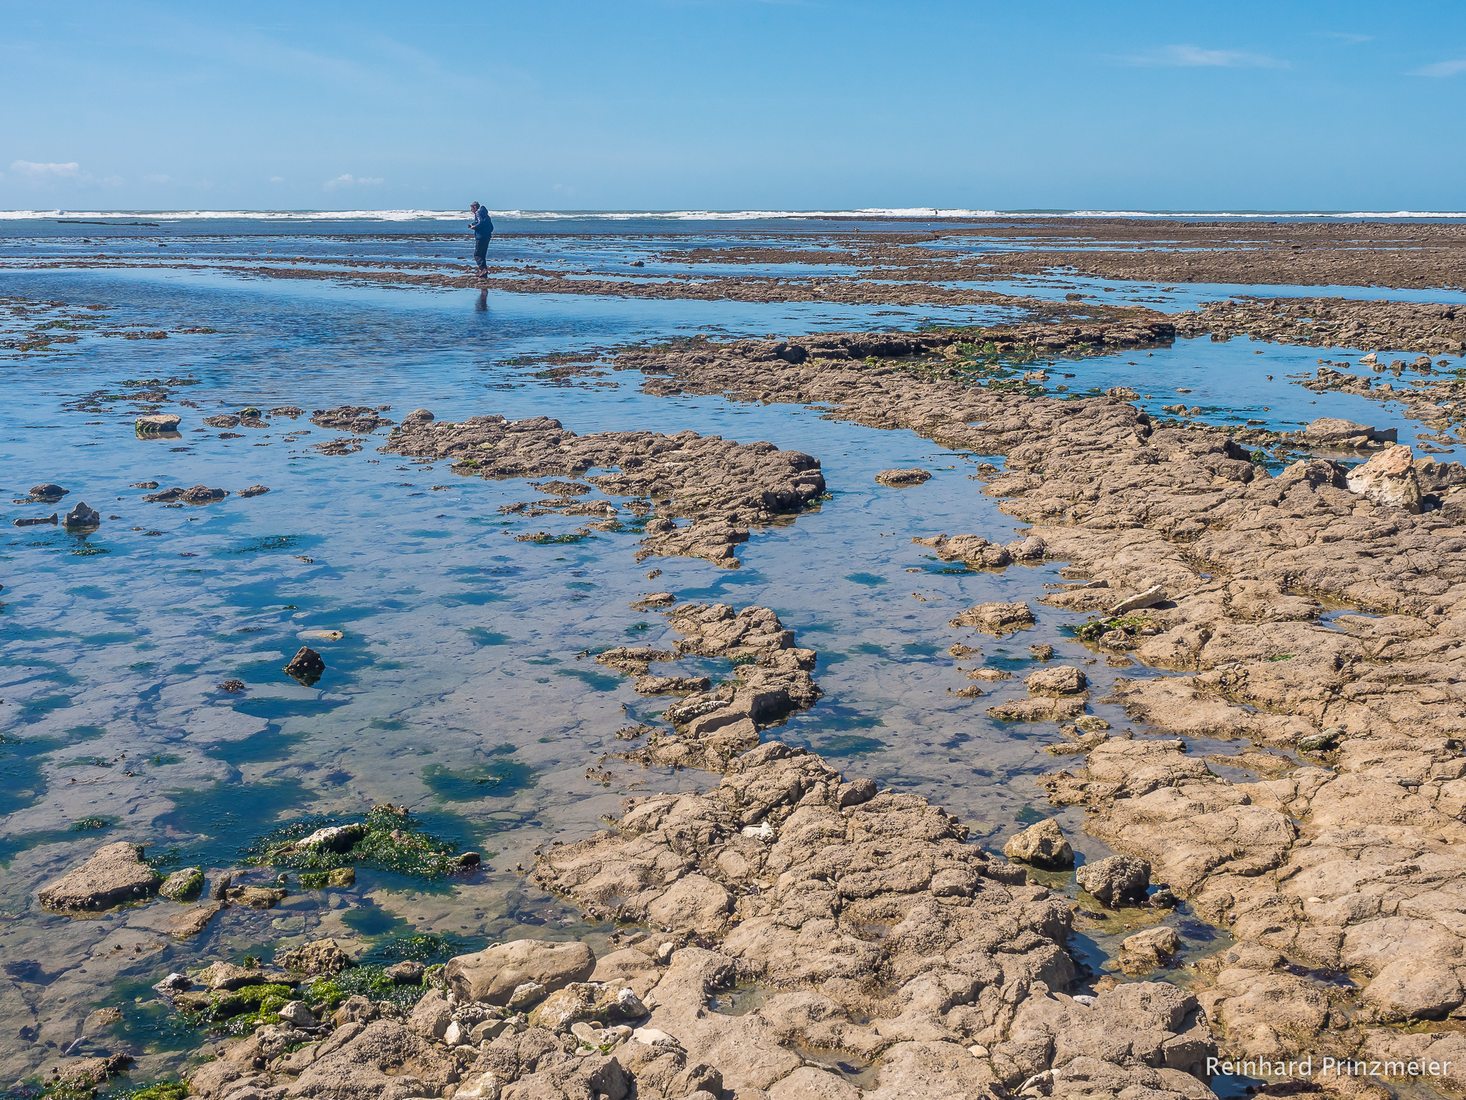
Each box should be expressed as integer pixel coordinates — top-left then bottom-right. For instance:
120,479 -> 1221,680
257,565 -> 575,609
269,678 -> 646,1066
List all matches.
38,842 -> 161,912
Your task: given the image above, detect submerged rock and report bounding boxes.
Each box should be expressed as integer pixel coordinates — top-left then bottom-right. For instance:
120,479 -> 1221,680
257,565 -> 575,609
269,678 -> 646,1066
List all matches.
143,484 -> 229,505
1120,926 -> 1183,974
37,841 -> 162,912
1024,665 -> 1088,696
949,600 -> 1036,634
28,482 -> 67,503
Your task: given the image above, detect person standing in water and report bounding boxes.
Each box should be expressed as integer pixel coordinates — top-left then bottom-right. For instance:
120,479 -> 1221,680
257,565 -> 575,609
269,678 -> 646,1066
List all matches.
468,201 -> 494,277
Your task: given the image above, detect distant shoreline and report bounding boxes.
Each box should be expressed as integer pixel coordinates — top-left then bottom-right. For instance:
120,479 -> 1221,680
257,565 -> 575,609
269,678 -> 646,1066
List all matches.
4,207 -> 1466,222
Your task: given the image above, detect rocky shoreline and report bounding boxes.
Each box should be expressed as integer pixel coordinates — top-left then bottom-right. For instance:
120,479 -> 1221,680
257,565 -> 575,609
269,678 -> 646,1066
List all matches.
9,231 -> 1466,1099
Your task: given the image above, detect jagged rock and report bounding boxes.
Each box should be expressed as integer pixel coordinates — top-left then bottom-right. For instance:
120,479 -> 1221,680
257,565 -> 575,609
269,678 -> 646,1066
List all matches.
277,939 -> 353,976
62,500 -> 101,529
159,866 -> 204,901
1302,417 -> 1397,450
1076,855 -> 1151,908
949,601 -> 1035,634
1003,819 -> 1075,869
1120,926 -> 1183,974
37,842 -> 161,912
284,645 -> 326,686
1345,444 -> 1424,513
1024,666 -> 1088,696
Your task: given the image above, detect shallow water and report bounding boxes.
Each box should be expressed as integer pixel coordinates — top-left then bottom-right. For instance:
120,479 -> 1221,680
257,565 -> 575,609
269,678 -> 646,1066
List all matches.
1,224 -> 1459,1084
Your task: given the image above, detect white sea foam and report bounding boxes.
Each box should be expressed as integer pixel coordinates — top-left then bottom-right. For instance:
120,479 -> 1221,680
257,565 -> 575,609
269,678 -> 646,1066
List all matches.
2,207 -> 1464,221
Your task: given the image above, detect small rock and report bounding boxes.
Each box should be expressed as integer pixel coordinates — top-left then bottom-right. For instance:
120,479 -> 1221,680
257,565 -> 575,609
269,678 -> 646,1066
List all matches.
239,484 -> 271,498
1024,665 -> 1087,696
384,960 -> 426,985
949,601 -> 1035,634
63,501 -> 101,529
218,678 -> 246,693
875,467 -> 932,487
159,866 -> 204,901
444,939 -> 595,1006
277,1000 -> 316,1027
1108,585 -> 1167,615
136,413 -> 182,435
1119,926 -> 1182,974
1002,819 -> 1075,869
1345,444 -> 1424,513
283,645 -> 325,686
29,483 -> 67,503
1298,727 -> 1343,753
1076,855 -> 1151,908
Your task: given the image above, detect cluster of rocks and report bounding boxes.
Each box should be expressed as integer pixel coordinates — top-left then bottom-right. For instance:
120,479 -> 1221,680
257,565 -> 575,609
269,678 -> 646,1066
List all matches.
382,411 -> 826,566
1178,296 -> 1466,355
598,603 -> 820,769
563,322 -> 1466,1087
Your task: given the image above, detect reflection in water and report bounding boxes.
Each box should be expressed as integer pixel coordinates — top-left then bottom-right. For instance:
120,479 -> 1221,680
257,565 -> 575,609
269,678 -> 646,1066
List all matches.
476,287 -> 488,312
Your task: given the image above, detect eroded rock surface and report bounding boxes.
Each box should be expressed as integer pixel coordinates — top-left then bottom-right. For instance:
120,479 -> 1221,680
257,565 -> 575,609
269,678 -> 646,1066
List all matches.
383,413 -> 826,566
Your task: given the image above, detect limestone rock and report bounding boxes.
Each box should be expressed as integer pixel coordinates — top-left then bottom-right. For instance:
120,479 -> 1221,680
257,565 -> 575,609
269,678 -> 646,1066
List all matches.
1024,665 -> 1088,696
443,939 -> 596,1006
875,467 -> 932,487
1003,819 -> 1075,869
1345,444 -> 1424,513
37,842 -> 161,912
1076,855 -> 1151,908
1120,926 -> 1183,974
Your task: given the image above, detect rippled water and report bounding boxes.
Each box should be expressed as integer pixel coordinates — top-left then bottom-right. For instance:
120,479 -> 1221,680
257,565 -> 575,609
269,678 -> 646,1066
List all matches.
1,223 -> 1459,1084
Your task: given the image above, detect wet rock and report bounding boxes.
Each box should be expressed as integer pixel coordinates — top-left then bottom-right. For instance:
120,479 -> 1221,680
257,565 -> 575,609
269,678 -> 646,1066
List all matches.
276,938 -> 353,976
383,412 -> 826,567
1024,665 -> 1088,696
310,405 -> 395,433
159,866 -> 204,901
47,1053 -> 133,1094
143,484 -> 229,504
284,645 -> 325,686
875,467 -> 932,487
443,939 -> 596,1006
14,512 -> 57,527
28,483 -> 67,503
167,902 -> 223,939
239,484 -> 270,498
1003,819 -> 1075,869
228,884 -> 287,909
62,500 -> 101,529
916,533 -> 1012,569
37,841 -> 161,912
1344,443 -> 1425,512
296,823 -> 367,852
135,412 -> 181,434
949,600 -> 1035,634
217,678 -> 246,693
1120,926 -> 1183,974
1076,855 -> 1151,908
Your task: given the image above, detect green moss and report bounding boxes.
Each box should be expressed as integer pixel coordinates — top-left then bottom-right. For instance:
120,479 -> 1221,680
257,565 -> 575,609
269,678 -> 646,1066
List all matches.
123,1081 -> 189,1100
247,804 -> 472,880
71,816 -> 109,831
1074,613 -> 1152,643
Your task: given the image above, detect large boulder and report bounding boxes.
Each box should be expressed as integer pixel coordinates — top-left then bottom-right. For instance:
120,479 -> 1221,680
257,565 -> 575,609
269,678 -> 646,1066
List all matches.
443,939 -> 595,1006
1302,417 -> 1396,450
38,842 -> 162,912
1345,444 -> 1425,513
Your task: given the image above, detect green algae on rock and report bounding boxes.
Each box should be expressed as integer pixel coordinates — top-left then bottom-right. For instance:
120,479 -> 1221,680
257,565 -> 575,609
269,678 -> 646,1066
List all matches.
246,804 -> 478,880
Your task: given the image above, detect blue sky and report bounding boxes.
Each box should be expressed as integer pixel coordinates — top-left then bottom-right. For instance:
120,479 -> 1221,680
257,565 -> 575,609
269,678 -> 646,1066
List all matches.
2,0 -> 1464,211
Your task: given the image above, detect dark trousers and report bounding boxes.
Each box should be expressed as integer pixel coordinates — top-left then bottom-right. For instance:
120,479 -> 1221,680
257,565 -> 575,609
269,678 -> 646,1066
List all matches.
473,233 -> 492,269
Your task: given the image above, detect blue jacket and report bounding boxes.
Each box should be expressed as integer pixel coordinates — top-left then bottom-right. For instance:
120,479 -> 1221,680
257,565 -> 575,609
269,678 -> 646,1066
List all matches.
471,207 -> 494,236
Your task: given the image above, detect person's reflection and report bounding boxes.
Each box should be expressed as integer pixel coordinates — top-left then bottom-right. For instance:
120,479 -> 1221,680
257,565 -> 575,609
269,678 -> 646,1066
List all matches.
475,288 -> 489,312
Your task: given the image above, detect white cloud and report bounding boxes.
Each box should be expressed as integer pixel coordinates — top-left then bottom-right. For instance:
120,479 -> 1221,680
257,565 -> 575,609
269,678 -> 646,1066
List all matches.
1411,58 -> 1466,78
1120,44 -> 1289,70
324,173 -> 384,190
268,175 -> 285,183
10,159 -> 81,178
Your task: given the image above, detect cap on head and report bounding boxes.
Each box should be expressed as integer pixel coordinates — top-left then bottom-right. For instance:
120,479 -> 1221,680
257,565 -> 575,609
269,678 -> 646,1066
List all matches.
470,201 -> 479,208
